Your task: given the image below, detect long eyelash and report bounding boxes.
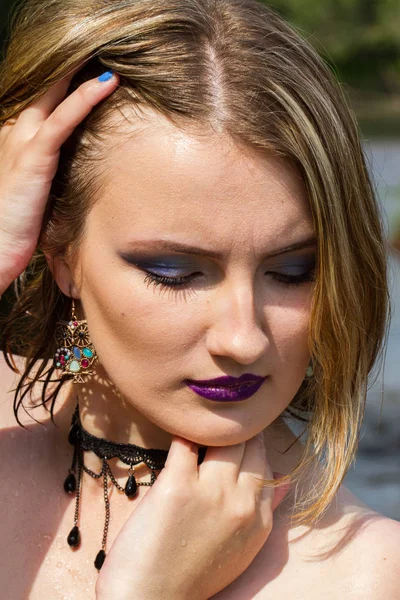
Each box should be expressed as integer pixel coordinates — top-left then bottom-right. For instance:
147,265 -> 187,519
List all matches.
272,271 -> 315,287
143,272 -> 195,289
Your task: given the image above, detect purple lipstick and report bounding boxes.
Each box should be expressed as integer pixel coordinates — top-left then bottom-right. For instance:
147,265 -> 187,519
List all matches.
184,373 -> 267,402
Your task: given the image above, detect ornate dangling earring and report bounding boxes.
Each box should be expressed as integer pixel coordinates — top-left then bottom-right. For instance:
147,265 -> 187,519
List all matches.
53,298 -> 97,383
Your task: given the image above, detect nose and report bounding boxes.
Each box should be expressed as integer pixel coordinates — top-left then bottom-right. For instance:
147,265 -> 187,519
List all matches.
205,278 -> 270,366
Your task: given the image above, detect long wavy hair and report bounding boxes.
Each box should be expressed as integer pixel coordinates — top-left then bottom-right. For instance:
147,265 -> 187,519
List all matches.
0,0 -> 389,525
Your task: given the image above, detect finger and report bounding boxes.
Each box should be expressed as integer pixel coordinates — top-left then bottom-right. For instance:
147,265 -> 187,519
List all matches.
32,72 -> 119,156
198,441 -> 246,484
164,436 -> 199,481
237,432 -> 270,487
18,64 -> 85,125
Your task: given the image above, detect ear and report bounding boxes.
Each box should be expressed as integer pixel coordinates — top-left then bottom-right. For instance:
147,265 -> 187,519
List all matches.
44,251 -> 80,299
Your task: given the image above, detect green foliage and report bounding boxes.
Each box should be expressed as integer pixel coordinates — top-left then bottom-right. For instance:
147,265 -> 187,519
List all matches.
264,0 -> 400,93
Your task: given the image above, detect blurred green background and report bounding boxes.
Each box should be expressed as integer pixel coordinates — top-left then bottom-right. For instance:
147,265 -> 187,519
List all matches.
268,0 -> 400,137
1,0 -> 399,519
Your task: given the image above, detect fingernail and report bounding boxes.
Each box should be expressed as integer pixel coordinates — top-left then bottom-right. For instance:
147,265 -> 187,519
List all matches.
98,71 -> 114,83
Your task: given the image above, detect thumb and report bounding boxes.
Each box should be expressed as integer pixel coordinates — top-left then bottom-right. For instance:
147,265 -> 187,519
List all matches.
271,472 -> 291,512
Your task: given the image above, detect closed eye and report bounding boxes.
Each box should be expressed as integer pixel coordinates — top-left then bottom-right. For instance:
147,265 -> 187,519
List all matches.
142,268 -> 315,291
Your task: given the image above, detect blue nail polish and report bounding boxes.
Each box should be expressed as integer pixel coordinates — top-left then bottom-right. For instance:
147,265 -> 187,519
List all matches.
98,71 -> 113,83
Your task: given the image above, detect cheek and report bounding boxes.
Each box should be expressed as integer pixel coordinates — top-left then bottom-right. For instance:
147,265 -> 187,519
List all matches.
266,299 -> 311,374
79,264 -> 200,371
262,302 -> 310,418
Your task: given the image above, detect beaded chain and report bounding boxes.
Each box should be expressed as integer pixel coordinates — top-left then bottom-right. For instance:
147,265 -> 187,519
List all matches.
64,402 -> 207,570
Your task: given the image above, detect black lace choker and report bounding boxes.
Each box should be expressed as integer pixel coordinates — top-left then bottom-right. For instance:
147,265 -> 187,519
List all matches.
63,403 -> 207,570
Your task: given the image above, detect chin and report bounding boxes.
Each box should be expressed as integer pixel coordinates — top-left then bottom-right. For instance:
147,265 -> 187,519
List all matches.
173,420 -> 266,447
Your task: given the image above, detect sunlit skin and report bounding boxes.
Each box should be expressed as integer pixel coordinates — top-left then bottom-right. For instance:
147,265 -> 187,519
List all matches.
55,107 -> 316,456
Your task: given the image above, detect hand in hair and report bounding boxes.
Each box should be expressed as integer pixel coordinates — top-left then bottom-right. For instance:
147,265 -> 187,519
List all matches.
96,433 -> 290,600
0,70 -> 119,295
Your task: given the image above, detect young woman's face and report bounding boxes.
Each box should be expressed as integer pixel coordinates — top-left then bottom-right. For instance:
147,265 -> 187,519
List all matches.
71,109 -> 315,446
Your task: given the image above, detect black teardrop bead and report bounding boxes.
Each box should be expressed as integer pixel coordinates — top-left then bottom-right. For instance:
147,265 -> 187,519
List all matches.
124,474 -> 138,498
95,549 -> 106,570
67,525 -> 81,548
68,424 -> 79,446
63,472 -> 77,494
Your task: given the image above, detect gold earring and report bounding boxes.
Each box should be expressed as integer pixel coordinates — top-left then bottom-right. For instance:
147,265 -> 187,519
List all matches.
53,299 -> 97,383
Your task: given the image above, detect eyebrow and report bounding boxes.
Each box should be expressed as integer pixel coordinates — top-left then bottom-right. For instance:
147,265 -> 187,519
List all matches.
122,235 -> 317,260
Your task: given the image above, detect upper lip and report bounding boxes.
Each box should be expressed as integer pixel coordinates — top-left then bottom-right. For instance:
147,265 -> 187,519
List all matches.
185,373 -> 267,387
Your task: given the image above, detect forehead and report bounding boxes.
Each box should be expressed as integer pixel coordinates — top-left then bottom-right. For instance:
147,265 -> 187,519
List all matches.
89,109 -> 313,250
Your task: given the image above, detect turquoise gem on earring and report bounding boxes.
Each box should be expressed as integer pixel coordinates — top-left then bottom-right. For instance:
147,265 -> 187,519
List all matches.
82,347 -> 93,358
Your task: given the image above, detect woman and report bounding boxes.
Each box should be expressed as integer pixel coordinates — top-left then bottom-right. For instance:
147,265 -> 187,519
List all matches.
0,0 -> 399,597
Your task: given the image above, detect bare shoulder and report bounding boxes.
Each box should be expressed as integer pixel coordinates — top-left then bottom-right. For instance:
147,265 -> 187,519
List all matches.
213,484 -> 400,599
0,352 -> 56,429
366,518 -> 400,597
338,498 -> 400,599
286,485 -> 400,599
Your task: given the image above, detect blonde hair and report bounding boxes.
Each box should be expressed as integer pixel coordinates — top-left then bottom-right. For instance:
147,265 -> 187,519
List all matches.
0,0 -> 389,526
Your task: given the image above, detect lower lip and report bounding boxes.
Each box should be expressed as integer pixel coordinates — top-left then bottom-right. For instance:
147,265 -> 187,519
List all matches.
185,378 -> 267,402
